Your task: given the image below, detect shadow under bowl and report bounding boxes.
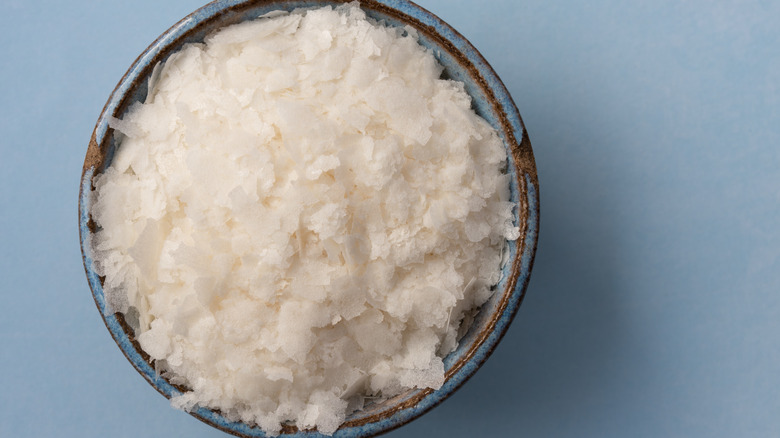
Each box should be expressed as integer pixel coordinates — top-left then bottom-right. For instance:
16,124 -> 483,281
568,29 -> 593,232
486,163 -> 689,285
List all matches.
79,1 -> 539,436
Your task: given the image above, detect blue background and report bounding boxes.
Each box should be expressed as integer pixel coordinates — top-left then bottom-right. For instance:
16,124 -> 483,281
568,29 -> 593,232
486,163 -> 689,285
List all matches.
1,0 -> 779,437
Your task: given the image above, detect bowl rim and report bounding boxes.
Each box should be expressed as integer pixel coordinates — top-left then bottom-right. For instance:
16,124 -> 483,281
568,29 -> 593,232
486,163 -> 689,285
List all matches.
79,1 -> 539,437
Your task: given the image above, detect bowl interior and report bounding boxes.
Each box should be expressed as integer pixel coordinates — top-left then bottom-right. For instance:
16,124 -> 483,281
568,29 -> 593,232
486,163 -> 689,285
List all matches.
79,1 -> 538,436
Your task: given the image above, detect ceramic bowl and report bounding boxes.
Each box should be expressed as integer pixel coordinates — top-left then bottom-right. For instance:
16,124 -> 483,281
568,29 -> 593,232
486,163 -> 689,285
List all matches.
79,1 -> 539,436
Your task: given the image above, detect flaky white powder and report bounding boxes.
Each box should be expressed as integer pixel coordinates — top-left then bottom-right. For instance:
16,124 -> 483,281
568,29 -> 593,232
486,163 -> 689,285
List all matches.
91,3 -> 518,436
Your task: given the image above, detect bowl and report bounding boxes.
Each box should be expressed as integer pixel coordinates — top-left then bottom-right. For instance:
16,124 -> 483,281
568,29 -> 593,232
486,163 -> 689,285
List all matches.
79,1 -> 539,436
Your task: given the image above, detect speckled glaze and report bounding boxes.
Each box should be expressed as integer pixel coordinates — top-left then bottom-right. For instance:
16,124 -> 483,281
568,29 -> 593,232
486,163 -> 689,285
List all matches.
79,1 -> 539,436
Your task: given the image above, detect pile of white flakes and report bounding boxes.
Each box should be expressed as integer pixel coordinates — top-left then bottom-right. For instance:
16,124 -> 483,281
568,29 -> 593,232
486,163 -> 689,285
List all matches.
91,3 -> 518,435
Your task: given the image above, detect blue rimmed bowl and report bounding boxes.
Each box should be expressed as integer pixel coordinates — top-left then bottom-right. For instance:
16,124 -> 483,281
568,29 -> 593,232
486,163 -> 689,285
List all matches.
79,1 -> 539,436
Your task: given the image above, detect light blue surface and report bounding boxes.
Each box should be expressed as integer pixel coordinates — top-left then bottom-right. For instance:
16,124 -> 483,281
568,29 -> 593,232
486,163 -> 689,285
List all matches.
1,0 -> 779,437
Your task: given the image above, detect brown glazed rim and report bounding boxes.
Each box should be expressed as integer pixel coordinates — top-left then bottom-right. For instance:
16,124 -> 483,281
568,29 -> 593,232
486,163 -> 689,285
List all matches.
80,1 -> 539,436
